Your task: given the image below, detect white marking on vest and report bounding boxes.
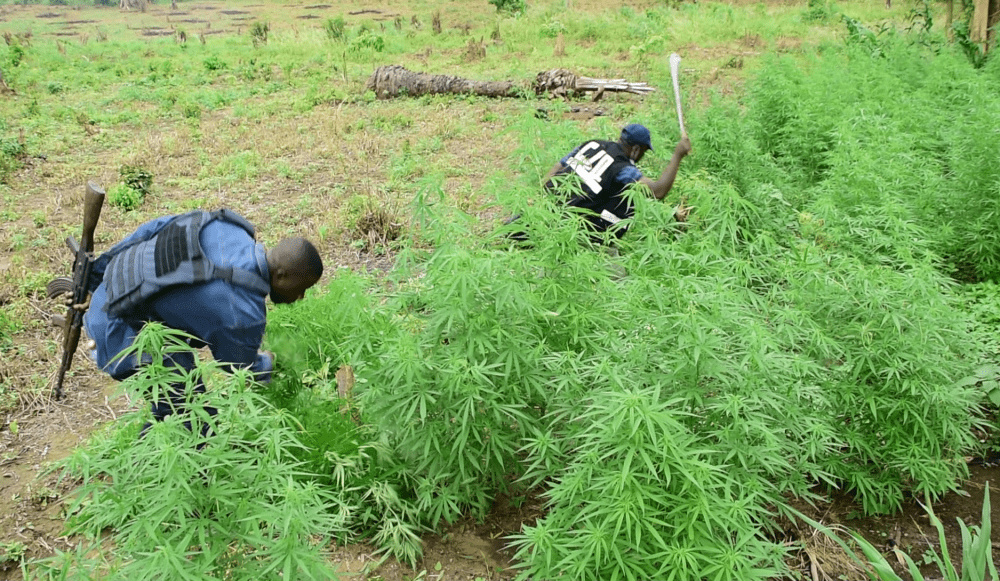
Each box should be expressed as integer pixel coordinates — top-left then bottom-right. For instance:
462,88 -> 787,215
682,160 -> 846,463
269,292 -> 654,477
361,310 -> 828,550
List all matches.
566,141 -> 614,194
600,209 -> 622,224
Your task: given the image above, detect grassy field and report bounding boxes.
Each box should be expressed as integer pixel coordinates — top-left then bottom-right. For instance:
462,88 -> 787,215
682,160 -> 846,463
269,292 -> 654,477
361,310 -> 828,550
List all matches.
2,0 -> 1000,579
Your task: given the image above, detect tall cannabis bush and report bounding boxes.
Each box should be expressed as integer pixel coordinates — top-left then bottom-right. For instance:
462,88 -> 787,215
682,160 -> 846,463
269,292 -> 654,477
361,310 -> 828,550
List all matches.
258,83 -> 987,578
738,38 -> 1000,282
263,278 -> 427,566
260,163 -> 980,579
37,325 -> 344,581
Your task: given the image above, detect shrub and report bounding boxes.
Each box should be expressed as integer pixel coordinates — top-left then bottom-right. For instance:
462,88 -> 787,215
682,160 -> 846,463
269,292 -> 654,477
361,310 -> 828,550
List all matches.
736,42 -> 1000,283
0,308 -> 22,353
803,0 -> 834,23
263,276 -> 425,565
540,18 -> 566,38
0,541 -> 26,571
323,16 -> 346,40
181,101 -> 201,119
488,0 -> 525,15
119,164 -> 152,196
34,325 -> 344,581
348,30 -> 384,54
202,55 -> 225,71
107,183 -> 144,211
952,19 -> 988,68
0,135 -> 25,183
7,44 -> 25,67
255,153 -> 980,579
250,21 -> 269,47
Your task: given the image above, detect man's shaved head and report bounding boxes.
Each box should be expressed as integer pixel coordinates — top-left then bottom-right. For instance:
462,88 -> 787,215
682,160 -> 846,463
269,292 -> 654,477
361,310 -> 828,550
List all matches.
266,237 -> 323,304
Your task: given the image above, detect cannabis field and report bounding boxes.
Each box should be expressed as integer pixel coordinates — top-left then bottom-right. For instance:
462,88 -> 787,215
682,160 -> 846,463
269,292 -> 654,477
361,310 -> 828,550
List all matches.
1,0 -> 999,579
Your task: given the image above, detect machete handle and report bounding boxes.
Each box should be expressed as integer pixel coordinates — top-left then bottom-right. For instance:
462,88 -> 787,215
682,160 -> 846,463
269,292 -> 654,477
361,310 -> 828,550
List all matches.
81,182 -> 105,253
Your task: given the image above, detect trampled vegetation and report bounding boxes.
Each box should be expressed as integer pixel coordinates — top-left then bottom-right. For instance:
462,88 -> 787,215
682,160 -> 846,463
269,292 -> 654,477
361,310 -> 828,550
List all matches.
2,0 -> 1000,579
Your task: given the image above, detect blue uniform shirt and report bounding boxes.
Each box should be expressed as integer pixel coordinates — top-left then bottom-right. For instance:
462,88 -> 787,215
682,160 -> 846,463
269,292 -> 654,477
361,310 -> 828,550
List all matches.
84,215 -> 274,382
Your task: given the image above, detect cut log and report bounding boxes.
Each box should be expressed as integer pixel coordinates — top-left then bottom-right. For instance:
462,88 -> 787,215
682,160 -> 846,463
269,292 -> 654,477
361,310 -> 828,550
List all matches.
366,65 -> 657,100
367,65 -> 518,99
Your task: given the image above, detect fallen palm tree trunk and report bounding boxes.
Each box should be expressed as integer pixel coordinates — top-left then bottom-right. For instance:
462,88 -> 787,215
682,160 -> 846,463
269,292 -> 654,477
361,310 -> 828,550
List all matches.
366,65 -> 516,99
366,65 -> 657,100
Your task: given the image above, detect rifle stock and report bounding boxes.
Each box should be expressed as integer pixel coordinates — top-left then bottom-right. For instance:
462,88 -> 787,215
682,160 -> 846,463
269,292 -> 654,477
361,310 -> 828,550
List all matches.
53,182 -> 105,399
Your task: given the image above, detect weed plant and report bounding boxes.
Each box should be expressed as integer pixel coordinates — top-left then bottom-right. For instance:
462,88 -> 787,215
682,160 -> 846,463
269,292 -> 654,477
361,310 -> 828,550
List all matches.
956,283 -> 1000,369
489,0 -> 525,16
41,325 -> 344,581
253,47 -> 989,573
255,164 -> 980,578
0,133 -> 24,183
263,275 -> 426,565
107,182 -> 144,210
729,36 -> 1000,282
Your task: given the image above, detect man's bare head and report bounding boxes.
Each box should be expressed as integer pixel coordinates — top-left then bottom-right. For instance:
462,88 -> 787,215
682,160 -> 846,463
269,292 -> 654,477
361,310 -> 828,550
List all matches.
265,237 -> 323,304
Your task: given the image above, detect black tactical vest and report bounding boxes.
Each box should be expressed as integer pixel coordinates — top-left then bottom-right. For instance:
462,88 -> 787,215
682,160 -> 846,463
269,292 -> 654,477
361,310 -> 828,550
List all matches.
103,209 -> 270,319
550,140 -> 637,235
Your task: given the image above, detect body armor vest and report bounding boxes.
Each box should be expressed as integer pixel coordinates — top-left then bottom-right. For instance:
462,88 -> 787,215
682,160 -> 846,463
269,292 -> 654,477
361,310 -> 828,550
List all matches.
551,140 -> 637,235
103,209 -> 270,319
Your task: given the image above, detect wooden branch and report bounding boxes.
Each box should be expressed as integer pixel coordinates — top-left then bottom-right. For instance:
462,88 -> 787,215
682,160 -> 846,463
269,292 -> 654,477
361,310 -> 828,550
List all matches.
575,76 -> 656,95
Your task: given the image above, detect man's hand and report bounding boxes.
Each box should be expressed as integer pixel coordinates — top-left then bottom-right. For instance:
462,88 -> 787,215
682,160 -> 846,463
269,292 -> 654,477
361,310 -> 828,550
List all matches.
675,136 -> 692,158
260,350 -> 275,368
63,292 -> 92,312
252,350 -> 276,384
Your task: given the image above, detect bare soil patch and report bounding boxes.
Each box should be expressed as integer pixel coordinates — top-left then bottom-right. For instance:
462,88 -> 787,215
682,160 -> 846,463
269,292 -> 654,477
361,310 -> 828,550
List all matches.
0,378 -> 129,581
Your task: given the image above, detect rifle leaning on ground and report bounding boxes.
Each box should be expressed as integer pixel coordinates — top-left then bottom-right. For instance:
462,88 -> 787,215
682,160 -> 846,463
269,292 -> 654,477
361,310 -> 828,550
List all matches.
46,182 -> 106,400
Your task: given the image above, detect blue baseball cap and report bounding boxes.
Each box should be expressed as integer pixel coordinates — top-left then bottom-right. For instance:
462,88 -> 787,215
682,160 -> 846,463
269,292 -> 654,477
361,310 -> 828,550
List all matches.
621,123 -> 654,151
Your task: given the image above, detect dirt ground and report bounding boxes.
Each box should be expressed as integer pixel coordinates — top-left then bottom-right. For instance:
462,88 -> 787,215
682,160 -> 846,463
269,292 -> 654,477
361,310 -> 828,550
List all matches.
786,463 -> 1000,580
1,1 -> 997,579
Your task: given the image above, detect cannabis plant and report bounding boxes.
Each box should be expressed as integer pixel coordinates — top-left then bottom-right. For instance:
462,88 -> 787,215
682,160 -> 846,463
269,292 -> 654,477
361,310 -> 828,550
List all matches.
36,325 -> 344,581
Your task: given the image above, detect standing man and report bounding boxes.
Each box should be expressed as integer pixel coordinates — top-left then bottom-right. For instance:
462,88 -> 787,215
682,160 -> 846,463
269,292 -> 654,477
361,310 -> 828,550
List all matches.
83,208 -> 323,427
541,123 -> 692,239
